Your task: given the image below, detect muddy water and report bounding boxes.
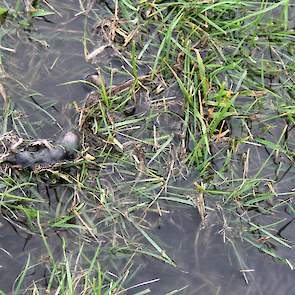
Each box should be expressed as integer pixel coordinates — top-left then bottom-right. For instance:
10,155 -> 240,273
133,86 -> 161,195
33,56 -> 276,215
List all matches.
131,211 -> 294,295
2,0 -> 94,137
0,1 -> 294,294
0,217 -> 66,293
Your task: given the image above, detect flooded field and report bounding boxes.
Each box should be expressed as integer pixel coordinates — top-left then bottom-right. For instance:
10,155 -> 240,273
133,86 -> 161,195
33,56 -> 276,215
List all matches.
0,0 -> 294,294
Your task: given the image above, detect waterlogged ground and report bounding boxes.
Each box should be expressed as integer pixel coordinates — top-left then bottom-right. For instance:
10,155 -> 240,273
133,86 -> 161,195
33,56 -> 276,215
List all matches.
0,1 -> 294,294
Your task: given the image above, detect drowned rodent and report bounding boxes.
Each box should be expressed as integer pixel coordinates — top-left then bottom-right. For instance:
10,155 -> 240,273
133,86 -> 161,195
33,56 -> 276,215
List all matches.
5,130 -> 80,168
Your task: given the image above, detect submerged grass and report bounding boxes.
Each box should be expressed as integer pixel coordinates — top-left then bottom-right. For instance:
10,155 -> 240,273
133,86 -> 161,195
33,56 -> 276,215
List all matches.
0,0 -> 294,293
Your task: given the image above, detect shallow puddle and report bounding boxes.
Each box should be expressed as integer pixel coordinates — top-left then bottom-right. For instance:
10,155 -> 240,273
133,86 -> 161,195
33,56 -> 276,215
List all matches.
0,1 -> 294,294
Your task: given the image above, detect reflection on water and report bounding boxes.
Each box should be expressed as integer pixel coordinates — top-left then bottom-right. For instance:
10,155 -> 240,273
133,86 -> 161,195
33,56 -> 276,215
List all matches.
2,0 -> 95,137
124,202 -> 294,295
0,217 -> 65,293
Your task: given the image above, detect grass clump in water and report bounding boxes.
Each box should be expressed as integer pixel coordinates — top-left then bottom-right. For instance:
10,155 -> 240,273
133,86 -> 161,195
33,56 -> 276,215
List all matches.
0,0 -> 294,293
